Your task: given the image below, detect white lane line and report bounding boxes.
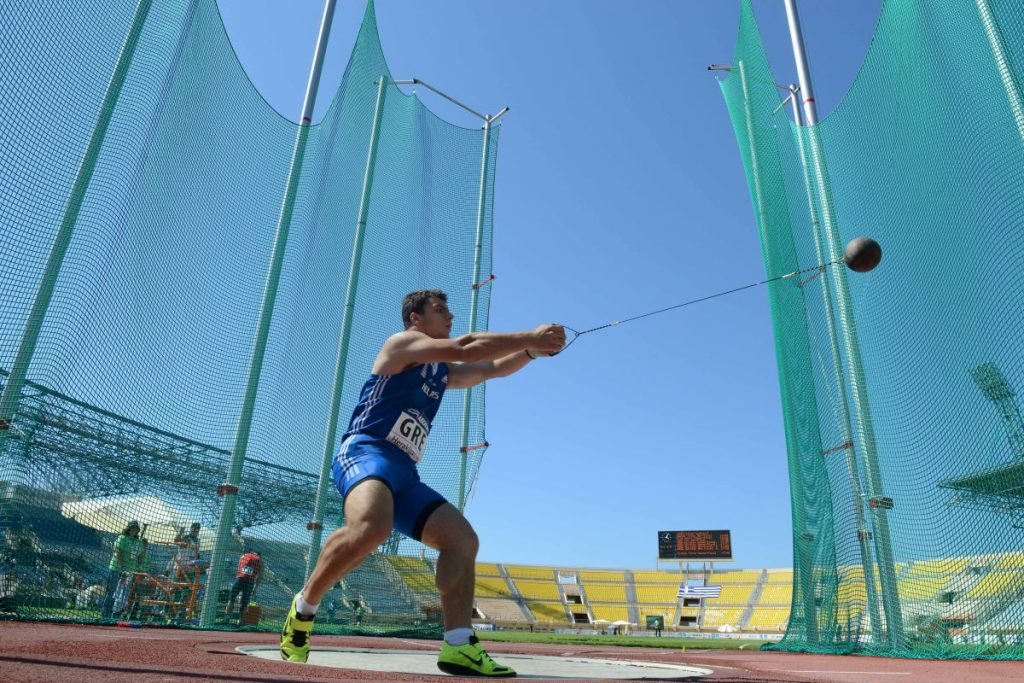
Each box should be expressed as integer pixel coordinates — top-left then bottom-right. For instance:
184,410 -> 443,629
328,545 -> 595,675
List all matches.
397,639 -> 437,649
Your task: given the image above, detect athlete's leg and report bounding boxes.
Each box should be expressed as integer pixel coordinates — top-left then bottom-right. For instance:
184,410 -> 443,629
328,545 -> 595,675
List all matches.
224,579 -> 242,618
237,579 -> 254,622
281,480 -> 393,662
422,504 -> 515,677
302,479 -> 394,605
419,502 -> 478,631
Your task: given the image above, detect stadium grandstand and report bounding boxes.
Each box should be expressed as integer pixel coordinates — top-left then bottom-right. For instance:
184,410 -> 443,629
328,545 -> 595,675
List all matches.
3,469 -> 1023,643
459,560 -> 1024,638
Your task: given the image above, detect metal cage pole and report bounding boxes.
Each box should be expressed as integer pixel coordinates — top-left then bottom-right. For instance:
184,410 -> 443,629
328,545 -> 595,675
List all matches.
0,0 -> 155,460
306,75 -> 388,577
737,64 -> 820,644
456,118 -> 493,511
782,0 -> 904,647
391,80 -> 508,512
201,0 -> 339,626
787,85 -> 882,642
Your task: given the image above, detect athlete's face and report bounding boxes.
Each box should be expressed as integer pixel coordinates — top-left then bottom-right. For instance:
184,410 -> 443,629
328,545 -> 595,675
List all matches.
413,297 -> 453,339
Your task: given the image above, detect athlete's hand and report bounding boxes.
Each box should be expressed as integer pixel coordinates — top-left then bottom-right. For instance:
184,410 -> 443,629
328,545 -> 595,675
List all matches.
531,324 -> 566,356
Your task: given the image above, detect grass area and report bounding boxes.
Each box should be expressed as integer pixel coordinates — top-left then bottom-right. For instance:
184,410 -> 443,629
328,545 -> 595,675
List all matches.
477,630 -> 765,650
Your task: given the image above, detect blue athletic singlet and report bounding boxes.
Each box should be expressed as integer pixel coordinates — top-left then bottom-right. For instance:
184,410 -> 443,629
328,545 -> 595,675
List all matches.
342,362 -> 448,461
331,362 -> 450,541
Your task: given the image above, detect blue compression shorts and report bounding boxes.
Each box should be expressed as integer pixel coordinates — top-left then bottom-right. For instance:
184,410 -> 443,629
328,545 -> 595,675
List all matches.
332,433 -> 447,541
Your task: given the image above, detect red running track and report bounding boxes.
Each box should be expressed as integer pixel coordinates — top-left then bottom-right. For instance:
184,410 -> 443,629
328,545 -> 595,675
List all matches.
0,623 -> 1021,683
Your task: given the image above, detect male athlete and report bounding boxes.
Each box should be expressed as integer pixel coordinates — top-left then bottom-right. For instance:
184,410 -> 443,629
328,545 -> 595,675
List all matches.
281,289 -> 564,677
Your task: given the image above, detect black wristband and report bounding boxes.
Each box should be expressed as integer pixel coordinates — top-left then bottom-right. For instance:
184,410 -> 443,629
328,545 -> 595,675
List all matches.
525,349 -> 537,360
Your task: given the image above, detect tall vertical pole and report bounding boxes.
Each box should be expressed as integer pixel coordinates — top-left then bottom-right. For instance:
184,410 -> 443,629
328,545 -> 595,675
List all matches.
306,76 -> 388,577
782,0 -> 819,127
782,0 -> 904,647
201,0 -> 338,626
975,0 -> 1024,145
739,65 -> 818,645
785,89 -> 821,645
456,118 -> 493,511
0,0 -> 155,458
788,87 -> 882,642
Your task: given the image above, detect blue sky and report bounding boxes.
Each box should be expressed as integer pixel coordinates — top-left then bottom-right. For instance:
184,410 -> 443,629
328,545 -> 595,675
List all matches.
216,0 -> 883,571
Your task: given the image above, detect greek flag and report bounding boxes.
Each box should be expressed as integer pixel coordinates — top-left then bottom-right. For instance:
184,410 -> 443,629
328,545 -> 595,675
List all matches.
678,584 -> 721,598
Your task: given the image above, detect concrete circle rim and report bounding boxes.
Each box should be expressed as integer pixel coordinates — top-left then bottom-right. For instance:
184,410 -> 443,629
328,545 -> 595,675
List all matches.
238,645 -> 715,679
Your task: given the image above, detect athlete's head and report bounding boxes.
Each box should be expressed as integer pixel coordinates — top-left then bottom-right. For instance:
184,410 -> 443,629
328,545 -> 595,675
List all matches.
403,289 -> 453,339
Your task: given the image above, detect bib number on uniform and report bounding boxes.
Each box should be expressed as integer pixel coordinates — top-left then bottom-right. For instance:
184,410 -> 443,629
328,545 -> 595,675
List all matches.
387,410 -> 429,462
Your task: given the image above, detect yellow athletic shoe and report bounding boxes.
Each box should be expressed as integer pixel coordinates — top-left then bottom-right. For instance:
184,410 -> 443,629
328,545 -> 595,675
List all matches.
279,594 -> 314,663
437,636 -> 516,678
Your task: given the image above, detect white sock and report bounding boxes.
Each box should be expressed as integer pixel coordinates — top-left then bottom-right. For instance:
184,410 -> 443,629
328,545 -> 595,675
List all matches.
445,627 -> 474,645
296,594 -> 320,617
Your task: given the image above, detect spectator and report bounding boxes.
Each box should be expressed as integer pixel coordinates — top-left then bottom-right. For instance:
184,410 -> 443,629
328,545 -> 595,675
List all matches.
101,521 -> 145,619
168,522 -> 202,613
325,598 -> 337,623
224,550 -> 261,626
172,523 -> 201,573
0,557 -> 18,615
352,599 -> 364,626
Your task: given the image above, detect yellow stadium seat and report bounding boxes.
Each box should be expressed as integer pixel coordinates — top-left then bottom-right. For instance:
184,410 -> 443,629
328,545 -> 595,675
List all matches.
591,604 -> 630,622
476,562 -> 502,577
758,583 -> 792,605
403,573 -> 435,593
965,571 -> 1023,599
702,608 -> 743,627
634,584 -> 679,603
476,577 -> 513,598
579,570 -> 625,583
705,584 -> 755,605
505,565 -> 555,580
898,575 -> 949,601
631,571 -> 684,583
904,557 -> 970,576
745,607 -> 790,630
584,584 -> 627,602
514,579 -> 561,601
527,601 -> 569,622
996,552 -> 1024,571
388,555 -> 430,572
711,570 -> 762,583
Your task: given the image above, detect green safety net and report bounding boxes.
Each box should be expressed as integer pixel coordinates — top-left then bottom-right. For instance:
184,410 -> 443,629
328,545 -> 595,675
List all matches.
0,0 -> 497,636
720,0 -> 1024,659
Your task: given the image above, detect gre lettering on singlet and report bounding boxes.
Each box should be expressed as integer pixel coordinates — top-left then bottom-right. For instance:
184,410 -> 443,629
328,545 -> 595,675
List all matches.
387,409 -> 430,461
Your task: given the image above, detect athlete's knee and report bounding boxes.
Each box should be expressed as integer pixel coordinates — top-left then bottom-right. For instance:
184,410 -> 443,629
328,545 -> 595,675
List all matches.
347,517 -> 392,549
448,524 -> 478,561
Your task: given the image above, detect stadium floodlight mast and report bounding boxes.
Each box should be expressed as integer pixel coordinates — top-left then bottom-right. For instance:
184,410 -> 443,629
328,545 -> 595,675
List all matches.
975,0 -> 1024,144
303,79 -> 509,578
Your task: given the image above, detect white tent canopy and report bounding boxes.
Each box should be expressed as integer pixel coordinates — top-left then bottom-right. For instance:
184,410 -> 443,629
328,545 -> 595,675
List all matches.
61,495 -> 213,548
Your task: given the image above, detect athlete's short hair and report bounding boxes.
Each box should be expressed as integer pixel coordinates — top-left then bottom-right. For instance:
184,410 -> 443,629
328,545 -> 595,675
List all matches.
402,289 -> 447,329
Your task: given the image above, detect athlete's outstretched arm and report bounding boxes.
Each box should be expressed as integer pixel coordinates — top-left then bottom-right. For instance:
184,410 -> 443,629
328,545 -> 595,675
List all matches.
447,347 -> 554,389
372,325 -> 564,376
